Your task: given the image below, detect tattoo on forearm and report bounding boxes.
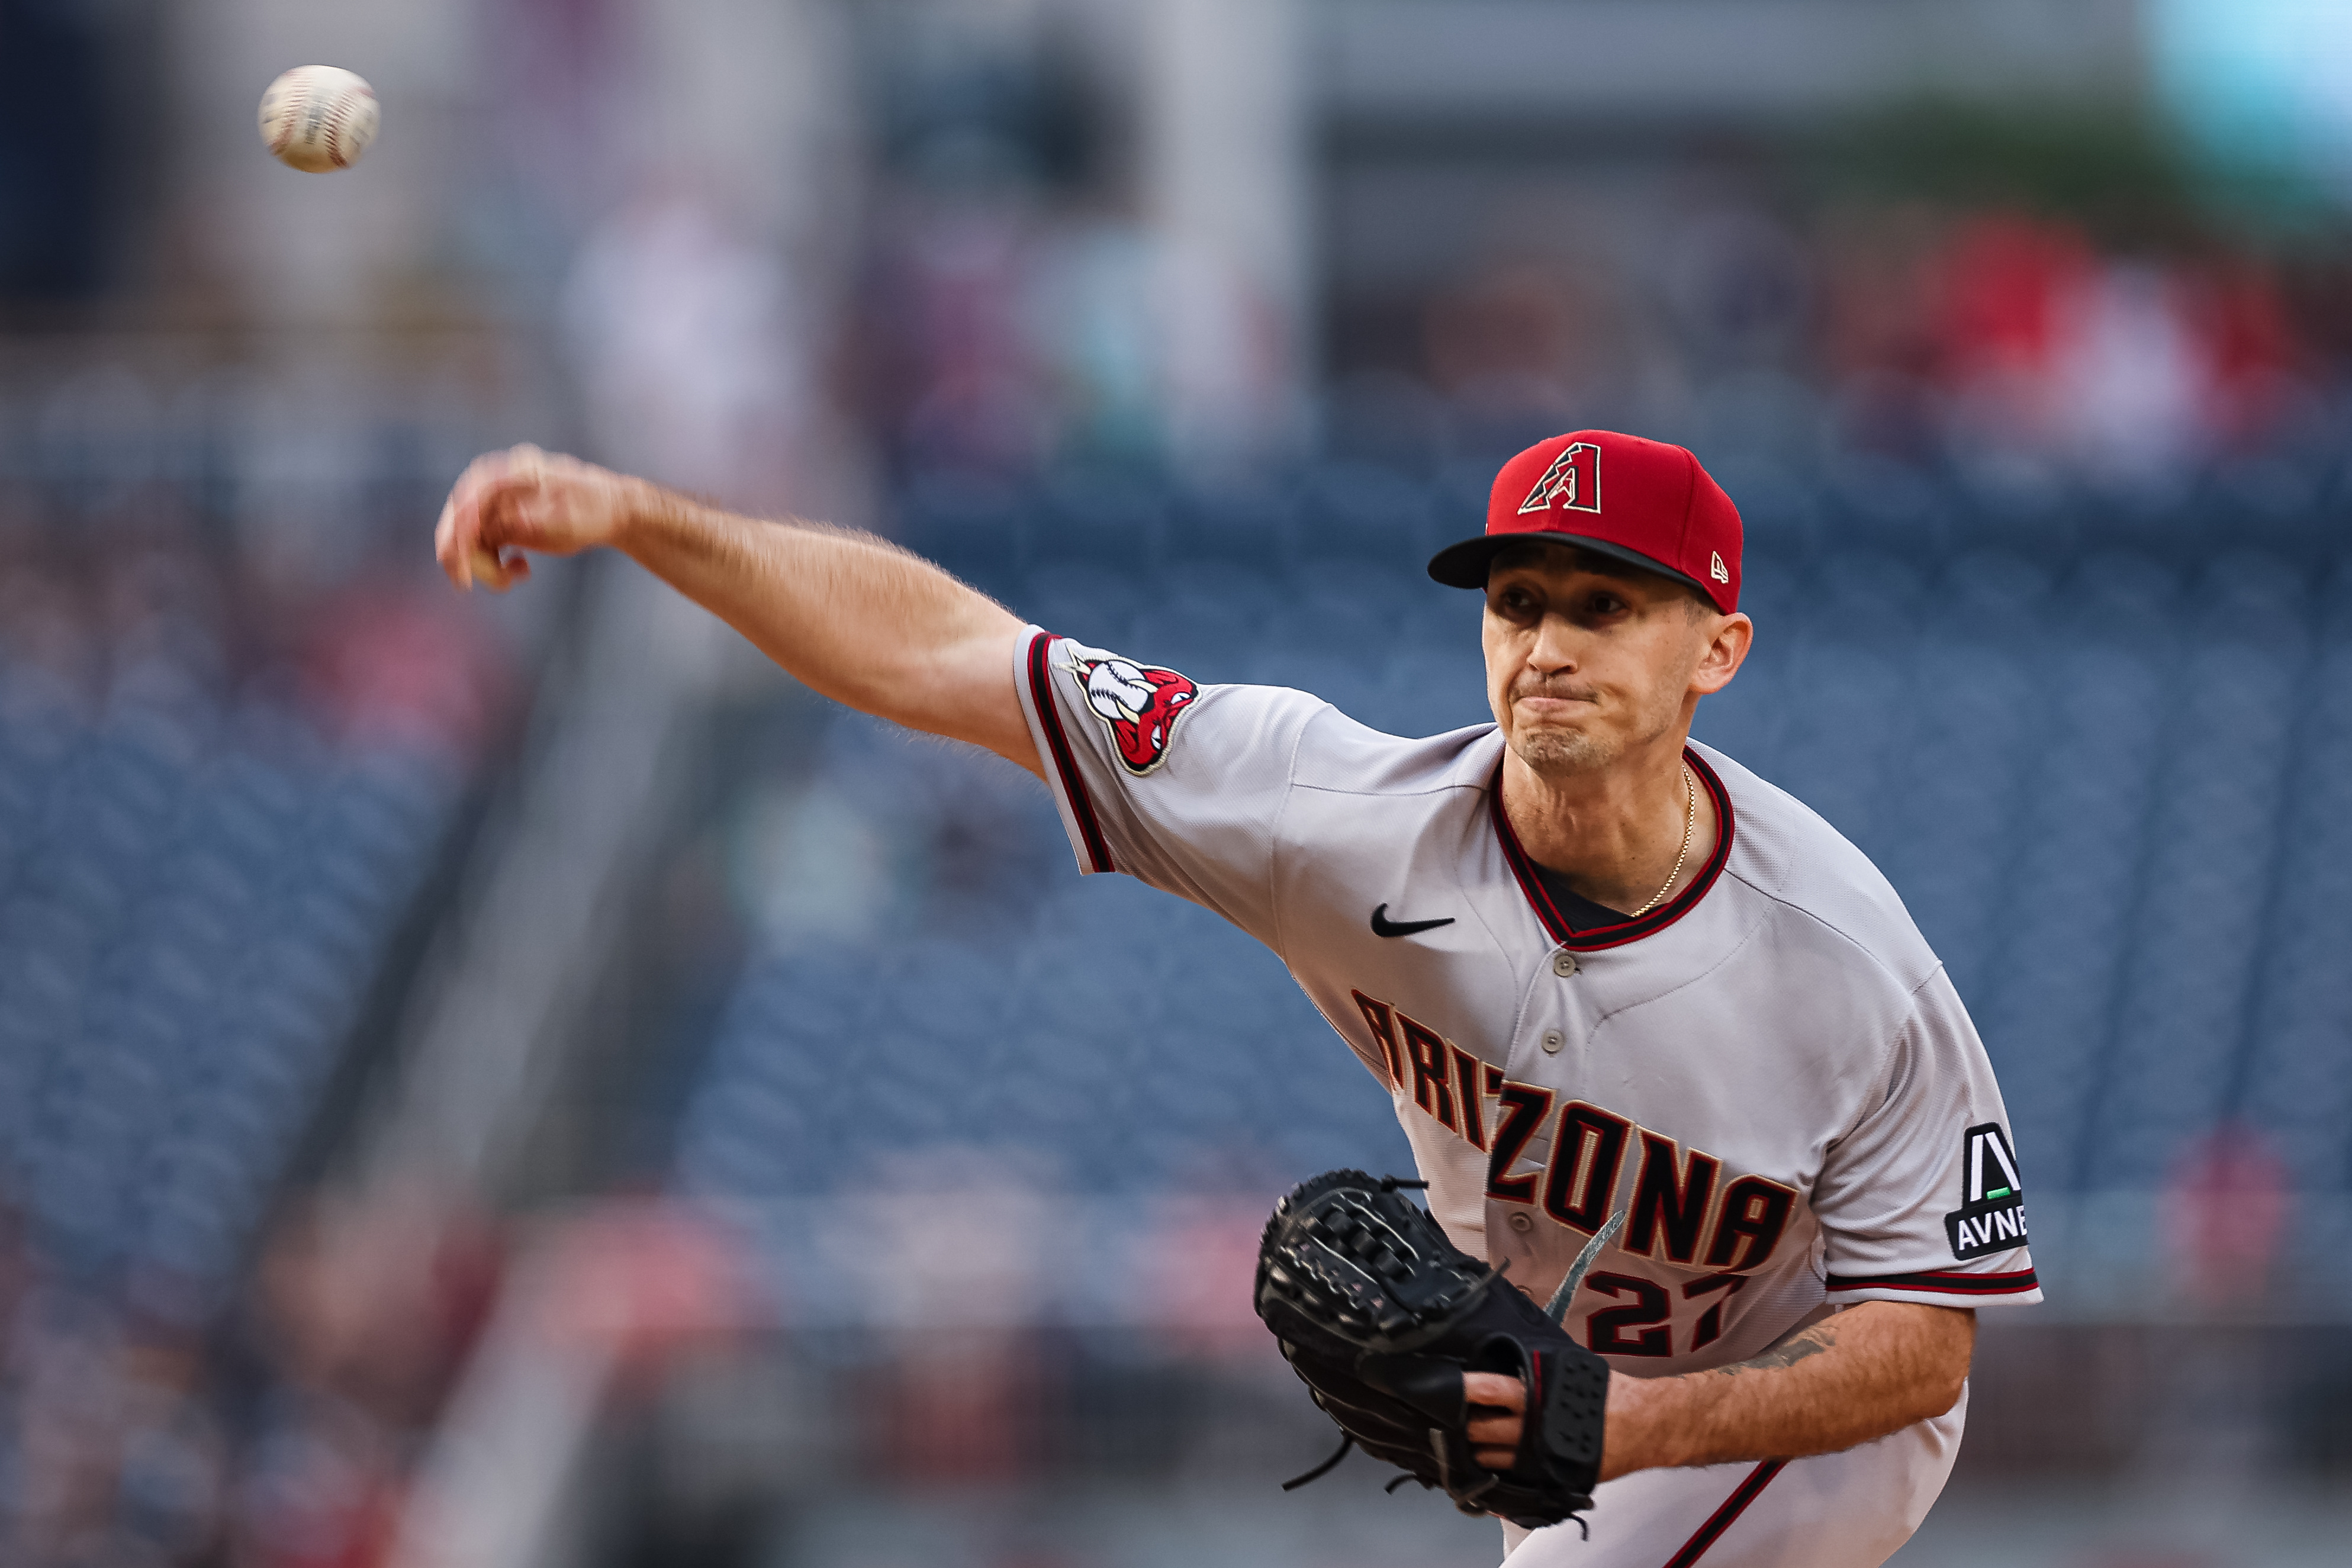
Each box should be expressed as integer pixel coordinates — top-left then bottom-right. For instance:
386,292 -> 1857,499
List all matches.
1714,1324 -> 1836,1376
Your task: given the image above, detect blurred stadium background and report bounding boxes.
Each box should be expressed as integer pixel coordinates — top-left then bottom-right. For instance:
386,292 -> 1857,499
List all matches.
4,1 -> 2352,1564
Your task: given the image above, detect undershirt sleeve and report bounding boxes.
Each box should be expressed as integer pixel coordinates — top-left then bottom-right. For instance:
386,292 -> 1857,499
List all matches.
1012,628 -> 1325,949
1811,968 -> 2044,1309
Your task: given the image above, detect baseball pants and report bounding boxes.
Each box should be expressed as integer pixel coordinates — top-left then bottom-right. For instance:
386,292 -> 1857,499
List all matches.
1497,1389 -> 1965,1568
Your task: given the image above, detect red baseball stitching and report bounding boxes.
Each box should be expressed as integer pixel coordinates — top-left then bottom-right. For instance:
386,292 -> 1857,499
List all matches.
266,86 -> 296,157
324,84 -> 369,169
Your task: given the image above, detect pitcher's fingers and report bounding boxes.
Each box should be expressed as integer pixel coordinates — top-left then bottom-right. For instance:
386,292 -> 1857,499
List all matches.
1463,1371 -> 1527,1412
445,462 -> 501,556
494,444 -> 548,510
474,542 -> 537,587
477,555 -> 533,594
436,494 -> 488,591
1467,1410 -> 1523,1445
450,484 -> 504,586
437,449 -> 526,588
481,472 -> 552,550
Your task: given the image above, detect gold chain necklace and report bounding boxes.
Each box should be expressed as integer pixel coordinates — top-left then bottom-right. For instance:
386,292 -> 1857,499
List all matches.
1626,762 -> 1697,919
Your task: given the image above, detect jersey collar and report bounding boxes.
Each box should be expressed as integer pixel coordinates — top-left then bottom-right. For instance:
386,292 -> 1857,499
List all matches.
1489,746 -> 1736,952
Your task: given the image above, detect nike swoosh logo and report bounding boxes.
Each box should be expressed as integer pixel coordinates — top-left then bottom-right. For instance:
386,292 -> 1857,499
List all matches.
1370,903 -> 1456,939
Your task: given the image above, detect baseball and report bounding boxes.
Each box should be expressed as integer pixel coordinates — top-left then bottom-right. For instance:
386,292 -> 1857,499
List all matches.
258,66 -> 379,173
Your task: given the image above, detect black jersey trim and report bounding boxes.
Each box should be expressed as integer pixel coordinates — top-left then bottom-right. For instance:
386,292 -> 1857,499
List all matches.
1825,1267 -> 2040,1296
1661,1459 -> 1784,1567
1490,748 -> 1735,951
1027,631 -> 1115,874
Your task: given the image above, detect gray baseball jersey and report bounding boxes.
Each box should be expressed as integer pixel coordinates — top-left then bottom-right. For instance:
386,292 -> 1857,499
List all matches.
1013,630 -> 2041,1379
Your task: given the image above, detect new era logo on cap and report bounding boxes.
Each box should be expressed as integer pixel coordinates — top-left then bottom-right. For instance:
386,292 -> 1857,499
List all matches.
1427,429 -> 1745,613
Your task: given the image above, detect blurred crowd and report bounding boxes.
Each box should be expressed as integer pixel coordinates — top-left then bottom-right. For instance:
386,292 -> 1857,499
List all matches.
836,175 -> 2352,490
0,365 -> 517,1566
1819,210 -> 2317,473
0,1193 -> 501,1568
1343,200 -> 2352,485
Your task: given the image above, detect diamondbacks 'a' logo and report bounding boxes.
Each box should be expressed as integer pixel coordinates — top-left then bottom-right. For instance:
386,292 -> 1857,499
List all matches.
1945,1123 -> 2027,1261
1070,651 -> 1198,775
1517,441 -> 1603,517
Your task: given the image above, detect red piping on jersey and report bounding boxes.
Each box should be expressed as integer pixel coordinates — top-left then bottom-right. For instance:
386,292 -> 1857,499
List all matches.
1659,1460 -> 1784,1567
1491,747 -> 1735,951
1826,1267 -> 2040,1296
1027,632 -> 1115,874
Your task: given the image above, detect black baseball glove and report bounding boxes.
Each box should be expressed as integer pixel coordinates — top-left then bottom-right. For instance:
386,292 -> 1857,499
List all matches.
1253,1170 -> 1611,1531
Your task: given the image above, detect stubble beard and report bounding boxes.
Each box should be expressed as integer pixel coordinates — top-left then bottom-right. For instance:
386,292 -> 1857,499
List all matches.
1504,675 -> 1684,780
1504,679 -> 1623,777
1509,723 -> 1620,778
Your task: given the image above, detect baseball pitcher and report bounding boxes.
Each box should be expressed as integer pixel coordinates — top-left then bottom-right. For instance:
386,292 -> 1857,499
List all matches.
435,429 -> 2038,1566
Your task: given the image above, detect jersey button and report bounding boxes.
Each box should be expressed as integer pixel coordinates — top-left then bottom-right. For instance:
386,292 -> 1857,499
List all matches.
1540,1029 -> 1564,1054
1507,1212 -> 1534,1234
1552,951 -> 1579,977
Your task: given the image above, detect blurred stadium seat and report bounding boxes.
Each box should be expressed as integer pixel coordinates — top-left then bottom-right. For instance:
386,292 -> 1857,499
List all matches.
0,668 -> 473,1306
0,367 -> 513,1307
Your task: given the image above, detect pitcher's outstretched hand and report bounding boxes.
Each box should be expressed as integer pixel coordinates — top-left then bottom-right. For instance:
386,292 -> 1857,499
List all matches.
434,445 -> 644,593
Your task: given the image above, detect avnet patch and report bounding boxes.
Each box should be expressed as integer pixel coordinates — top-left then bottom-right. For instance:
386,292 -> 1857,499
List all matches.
1945,1123 -> 2029,1262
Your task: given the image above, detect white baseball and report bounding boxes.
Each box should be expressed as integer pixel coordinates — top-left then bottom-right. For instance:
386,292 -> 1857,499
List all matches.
258,66 -> 379,173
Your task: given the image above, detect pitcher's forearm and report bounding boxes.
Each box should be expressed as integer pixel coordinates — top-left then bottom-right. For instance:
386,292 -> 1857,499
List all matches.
1604,1303 -> 1973,1476
618,486 -> 1039,770
432,448 -> 1042,771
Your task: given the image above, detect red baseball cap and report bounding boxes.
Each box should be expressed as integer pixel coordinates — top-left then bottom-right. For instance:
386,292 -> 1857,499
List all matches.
1427,430 -> 1743,613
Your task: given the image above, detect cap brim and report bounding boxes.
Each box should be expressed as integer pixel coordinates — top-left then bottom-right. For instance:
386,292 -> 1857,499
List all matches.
1427,530 -> 1711,595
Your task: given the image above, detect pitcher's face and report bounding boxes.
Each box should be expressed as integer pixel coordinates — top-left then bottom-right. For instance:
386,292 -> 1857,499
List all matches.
1481,544 -> 1749,777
